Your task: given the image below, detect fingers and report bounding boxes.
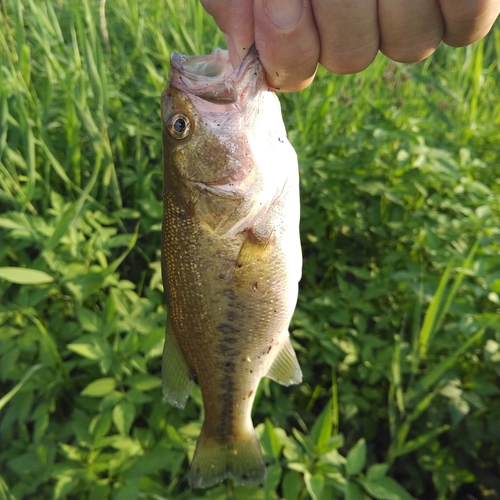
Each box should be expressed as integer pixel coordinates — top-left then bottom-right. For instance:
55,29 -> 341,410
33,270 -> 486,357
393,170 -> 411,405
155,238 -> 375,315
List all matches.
200,0 -> 254,67
378,0 -> 444,63
311,0 -> 379,74
439,0 -> 500,47
201,0 -> 500,91
253,0 -> 320,91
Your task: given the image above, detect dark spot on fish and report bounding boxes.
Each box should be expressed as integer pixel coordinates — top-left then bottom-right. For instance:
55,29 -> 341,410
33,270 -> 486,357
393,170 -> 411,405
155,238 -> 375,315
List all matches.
237,262 -> 243,268
267,345 -> 272,354
276,71 -> 280,77
275,87 -> 281,90
222,287 -> 238,301
222,337 -> 239,346
227,309 -> 239,322
273,309 -> 277,313
217,379 -> 235,438
217,323 -> 239,335
252,282 -> 258,291
278,137 -> 284,143
250,370 -> 253,373
219,274 -> 225,280
248,390 -> 254,398
225,361 -> 234,368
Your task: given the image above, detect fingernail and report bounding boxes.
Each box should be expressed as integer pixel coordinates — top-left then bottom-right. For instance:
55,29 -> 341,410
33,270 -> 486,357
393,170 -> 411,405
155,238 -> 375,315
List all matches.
225,33 -> 252,69
224,34 -> 241,69
265,0 -> 303,30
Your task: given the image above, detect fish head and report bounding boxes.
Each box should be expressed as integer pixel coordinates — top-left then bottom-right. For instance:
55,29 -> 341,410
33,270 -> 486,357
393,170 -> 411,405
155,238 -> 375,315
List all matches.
162,47 -> 266,188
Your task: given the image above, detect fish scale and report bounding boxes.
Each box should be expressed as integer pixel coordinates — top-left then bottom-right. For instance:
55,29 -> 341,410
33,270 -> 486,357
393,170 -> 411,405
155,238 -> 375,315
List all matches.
161,46 -> 302,489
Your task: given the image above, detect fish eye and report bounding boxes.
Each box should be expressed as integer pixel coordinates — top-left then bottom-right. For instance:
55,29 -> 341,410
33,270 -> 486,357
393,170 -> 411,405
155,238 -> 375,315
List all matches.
166,113 -> 192,140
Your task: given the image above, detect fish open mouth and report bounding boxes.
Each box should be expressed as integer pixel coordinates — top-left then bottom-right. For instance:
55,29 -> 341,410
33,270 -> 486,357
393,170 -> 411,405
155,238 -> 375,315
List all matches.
169,46 -> 263,104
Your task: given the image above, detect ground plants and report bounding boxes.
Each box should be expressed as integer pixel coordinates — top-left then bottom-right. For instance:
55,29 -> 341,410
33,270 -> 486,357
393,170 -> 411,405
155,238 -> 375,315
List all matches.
1,1 -> 499,499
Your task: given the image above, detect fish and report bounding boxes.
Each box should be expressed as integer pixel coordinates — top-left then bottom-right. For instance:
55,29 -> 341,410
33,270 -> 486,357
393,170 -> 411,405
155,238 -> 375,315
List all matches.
160,46 -> 302,489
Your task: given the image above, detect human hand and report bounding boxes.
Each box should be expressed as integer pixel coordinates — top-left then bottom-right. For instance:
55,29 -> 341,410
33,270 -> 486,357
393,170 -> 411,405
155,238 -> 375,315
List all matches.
201,0 -> 500,91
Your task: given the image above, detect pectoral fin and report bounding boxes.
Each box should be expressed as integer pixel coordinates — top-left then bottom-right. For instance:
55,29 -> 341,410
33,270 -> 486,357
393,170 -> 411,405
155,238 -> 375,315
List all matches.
236,228 -> 274,269
162,317 -> 193,408
266,335 -> 302,386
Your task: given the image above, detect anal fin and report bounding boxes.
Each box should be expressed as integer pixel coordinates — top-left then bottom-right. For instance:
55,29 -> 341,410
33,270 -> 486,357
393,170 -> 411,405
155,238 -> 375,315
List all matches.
162,317 -> 193,408
266,335 -> 302,386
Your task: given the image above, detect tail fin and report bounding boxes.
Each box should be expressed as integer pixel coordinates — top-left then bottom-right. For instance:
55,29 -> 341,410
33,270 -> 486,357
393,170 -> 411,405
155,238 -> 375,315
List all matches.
188,426 -> 266,489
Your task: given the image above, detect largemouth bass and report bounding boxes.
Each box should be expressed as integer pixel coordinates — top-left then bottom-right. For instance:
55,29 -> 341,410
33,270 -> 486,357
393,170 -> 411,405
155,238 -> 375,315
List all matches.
161,46 -> 302,489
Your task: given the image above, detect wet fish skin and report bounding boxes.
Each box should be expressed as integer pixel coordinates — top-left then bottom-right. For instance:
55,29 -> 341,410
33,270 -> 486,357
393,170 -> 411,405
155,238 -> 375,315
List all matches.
161,47 -> 302,489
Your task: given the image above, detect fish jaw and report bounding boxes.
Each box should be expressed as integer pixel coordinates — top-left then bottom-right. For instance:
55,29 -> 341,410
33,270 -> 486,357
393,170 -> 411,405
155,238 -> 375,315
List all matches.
169,46 -> 263,105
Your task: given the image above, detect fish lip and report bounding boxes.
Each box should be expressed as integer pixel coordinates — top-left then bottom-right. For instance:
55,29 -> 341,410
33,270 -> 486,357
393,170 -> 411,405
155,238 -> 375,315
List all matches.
169,46 -> 263,104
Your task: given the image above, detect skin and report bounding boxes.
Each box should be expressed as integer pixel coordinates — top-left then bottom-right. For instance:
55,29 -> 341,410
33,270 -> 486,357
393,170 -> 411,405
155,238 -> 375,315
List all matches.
200,0 -> 500,91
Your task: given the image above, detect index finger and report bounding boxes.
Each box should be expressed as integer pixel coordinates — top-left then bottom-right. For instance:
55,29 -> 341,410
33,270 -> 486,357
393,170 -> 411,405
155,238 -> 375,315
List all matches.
200,0 -> 255,67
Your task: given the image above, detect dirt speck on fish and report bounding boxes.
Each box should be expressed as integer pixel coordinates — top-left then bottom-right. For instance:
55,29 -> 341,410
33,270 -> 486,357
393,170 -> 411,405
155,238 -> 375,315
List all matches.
161,46 -> 302,489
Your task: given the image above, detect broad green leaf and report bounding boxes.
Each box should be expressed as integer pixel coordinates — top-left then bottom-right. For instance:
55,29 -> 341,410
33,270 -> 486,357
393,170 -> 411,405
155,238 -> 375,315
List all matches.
89,412 -> 112,440
346,481 -> 369,500
81,377 -> 116,397
359,476 -> 415,500
346,438 -> 367,476
292,428 -> 315,457
304,471 -> 325,500
127,374 -> 162,391
166,425 -> 185,449
282,470 -> 302,500
112,400 -> 135,436
67,343 -> 103,360
261,419 -> 283,460
75,305 -> 102,332
366,463 -> 390,481
113,477 -> 140,500
310,399 -> 333,451
319,434 -> 344,456
54,475 -> 78,500
264,464 -> 282,500
0,267 -> 53,284
125,389 -> 152,404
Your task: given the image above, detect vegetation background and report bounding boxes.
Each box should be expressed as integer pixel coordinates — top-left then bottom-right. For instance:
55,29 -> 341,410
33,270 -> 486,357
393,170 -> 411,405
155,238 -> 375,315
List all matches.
1,1 -> 499,499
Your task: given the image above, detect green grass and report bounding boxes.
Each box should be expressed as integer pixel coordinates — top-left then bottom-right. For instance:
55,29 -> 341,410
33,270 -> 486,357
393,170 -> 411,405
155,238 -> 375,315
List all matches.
1,1 -> 500,499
